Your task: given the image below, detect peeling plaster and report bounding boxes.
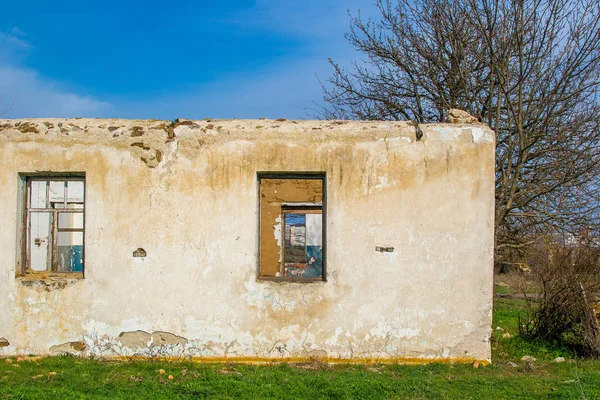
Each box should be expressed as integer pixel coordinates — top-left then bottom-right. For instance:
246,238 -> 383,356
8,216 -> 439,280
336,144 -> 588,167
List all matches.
471,127 -> 493,143
0,117 -> 495,363
49,341 -> 88,354
273,215 -> 283,266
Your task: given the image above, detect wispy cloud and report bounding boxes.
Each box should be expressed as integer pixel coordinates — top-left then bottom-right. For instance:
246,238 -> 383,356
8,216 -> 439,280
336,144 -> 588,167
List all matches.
0,28 -> 112,118
0,65 -> 112,118
0,28 -> 33,64
0,1 -> 377,119
228,0 -> 371,39
9,27 -> 27,37
110,55 -> 330,120
114,1 -> 375,119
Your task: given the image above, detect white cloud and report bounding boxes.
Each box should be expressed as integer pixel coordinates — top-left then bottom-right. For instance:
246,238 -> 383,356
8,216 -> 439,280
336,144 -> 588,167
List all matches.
0,28 -> 112,118
0,65 -> 112,118
0,1 -> 377,120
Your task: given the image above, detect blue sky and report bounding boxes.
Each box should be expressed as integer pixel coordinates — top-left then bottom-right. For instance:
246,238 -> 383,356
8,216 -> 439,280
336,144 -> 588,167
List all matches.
0,0 -> 376,120
285,213 -> 305,227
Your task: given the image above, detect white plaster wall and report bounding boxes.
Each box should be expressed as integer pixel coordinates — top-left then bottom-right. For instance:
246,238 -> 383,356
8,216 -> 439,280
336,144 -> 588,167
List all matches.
0,118 -> 495,362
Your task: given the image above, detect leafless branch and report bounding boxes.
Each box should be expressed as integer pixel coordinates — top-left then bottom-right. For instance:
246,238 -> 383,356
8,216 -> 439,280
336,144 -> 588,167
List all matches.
320,0 -> 600,252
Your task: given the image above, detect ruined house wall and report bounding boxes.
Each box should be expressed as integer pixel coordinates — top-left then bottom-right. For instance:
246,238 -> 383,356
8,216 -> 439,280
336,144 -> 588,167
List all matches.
0,117 -> 495,362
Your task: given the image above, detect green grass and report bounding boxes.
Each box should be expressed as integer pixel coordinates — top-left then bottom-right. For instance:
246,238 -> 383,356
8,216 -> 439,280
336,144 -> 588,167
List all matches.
493,283 -> 512,295
492,298 -> 573,362
1,297 -> 599,399
2,356 -> 600,399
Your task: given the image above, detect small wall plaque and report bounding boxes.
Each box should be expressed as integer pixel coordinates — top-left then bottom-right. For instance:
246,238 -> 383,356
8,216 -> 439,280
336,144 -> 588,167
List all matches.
133,248 -> 147,257
376,246 -> 394,253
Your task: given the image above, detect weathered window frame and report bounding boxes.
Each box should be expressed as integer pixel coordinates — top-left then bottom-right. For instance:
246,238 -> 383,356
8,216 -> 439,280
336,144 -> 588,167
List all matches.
257,172 -> 327,283
18,173 -> 86,279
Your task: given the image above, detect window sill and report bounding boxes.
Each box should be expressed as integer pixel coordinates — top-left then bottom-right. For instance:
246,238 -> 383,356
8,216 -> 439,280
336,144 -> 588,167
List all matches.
17,271 -> 83,284
257,276 -> 325,283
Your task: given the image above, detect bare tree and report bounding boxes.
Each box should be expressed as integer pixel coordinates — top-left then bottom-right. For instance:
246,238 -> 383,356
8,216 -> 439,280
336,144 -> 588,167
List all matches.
322,0 -> 600,252
0,92 -> 18,117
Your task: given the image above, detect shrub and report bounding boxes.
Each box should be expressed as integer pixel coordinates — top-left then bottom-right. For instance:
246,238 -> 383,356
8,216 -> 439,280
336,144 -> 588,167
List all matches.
520,243 -> 600,356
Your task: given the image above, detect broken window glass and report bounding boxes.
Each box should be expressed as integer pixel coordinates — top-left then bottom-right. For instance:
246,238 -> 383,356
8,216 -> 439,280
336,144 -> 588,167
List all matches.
57,232 -> 84,272
24,177 -> 85,275
49,181 -> 65,204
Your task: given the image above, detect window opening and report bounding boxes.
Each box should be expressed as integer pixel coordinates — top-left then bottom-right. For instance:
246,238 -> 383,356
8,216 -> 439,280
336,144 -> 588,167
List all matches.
258,174 -> 325,281
25,177 -> 85,274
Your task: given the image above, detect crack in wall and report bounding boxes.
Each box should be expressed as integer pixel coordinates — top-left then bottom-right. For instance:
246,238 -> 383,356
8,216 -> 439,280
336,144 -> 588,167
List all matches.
0,115 -> 494,363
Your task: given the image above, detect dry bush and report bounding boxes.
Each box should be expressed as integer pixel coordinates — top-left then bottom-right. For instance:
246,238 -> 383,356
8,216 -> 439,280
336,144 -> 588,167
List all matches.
520,243 -> 600,356
495,269 -> 535,295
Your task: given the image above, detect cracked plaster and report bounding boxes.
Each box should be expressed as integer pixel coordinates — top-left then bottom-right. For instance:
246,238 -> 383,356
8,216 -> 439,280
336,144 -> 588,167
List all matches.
0,117 -> 495,363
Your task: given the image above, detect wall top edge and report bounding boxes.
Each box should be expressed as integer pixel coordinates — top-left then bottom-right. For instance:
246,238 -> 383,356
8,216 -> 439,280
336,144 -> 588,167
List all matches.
0,117 -> 494,144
